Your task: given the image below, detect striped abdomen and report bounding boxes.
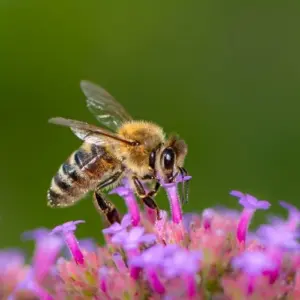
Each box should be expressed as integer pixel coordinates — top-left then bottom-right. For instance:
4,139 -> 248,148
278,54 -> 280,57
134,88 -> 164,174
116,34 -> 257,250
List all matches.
47,143 -> 120,207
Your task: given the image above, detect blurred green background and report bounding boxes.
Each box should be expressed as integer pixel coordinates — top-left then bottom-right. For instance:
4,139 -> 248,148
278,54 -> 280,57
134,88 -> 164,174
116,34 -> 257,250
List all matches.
1,1 -> 300,249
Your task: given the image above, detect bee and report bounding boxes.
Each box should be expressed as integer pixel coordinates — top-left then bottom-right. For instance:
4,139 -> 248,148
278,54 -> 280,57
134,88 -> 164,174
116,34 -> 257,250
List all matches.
47,80 -> 189,224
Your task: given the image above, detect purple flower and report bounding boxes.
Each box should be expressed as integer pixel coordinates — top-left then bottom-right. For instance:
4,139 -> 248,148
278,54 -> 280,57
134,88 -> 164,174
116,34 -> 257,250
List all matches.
230,190 -> 244,198
161,175 -> 192,224
130,244 -> 170,294
110,182 -> 140,226
163,248 -> 201,297
256,222 -> 300,284
256,223 -> 300,250
279,201 -> 300,231
231,191 -> 270,244
146,268 -> 165,294
3,188 -> 300,298
22,228 -> 50,241
0,249 -> 25,272
230,191 -> 270,210
232,251 -> 275,275
237,193 -> 270,210
102,214 -> 131,235
51,220 -> 85,265
111,226 -> 156,280
131,245 -> 199,296
111,226 -> 156,250
232,251 -> 276,295
8,270 -> 54,300
163,248 -> 201,277
130,244 -> 170,268
22,228 -> 63,282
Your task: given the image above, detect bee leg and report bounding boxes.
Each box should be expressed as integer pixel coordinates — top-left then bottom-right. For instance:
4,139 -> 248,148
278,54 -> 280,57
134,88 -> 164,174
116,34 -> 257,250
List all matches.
147,181 -> 161,198
140,175 -> 161,196
132,177 -> 161,219
93,171 -> 123,224
93,192 -> 121,224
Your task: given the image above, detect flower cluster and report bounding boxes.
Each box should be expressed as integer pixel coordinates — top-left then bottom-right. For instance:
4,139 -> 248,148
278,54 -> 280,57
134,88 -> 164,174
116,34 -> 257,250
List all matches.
1,176 -> 300,299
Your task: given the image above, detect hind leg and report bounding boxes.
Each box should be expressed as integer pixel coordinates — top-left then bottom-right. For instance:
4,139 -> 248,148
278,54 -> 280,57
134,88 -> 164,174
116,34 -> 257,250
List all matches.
93,171 -> 123,224
93,191 -> 121,224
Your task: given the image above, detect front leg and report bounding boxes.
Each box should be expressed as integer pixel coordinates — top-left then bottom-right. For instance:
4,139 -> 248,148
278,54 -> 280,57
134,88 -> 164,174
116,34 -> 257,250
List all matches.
147,181 -> 161,198
132,176 -> 161,219
139,175 -> 161,197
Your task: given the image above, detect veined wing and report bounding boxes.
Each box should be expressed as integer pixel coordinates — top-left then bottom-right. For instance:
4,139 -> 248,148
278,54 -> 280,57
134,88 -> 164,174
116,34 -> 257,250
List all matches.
49,117 -> 138,146
80,80 -> 132,132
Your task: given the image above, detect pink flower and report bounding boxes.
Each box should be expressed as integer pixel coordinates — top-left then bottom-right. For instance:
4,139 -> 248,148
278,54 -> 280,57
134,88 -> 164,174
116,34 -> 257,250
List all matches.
110,181 -> 140,226
231,191 -> 270,244
279,201 -> 300,231
2,184 -> 300,299
23,228 -> 63,282
51,220 -> 85,265
161,175 -> 192,224
232,251 -> 276,295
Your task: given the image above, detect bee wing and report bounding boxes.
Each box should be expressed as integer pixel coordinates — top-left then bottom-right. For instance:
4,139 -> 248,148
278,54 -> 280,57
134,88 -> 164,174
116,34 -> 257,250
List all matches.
49,117 -> 137,146
80,80 -> 133,132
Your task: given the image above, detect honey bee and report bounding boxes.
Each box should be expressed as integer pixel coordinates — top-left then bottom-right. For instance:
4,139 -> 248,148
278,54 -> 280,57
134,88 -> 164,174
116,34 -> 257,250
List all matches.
47,81 -> 189,224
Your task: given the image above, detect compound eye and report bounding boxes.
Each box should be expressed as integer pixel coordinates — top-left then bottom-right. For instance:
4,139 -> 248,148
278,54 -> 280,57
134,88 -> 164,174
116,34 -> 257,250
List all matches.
149,150 -> 156,169
163,148 -> 175,170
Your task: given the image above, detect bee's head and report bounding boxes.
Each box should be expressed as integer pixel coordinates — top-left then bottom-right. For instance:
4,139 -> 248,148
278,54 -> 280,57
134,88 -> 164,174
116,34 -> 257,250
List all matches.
150,136 -> 188,184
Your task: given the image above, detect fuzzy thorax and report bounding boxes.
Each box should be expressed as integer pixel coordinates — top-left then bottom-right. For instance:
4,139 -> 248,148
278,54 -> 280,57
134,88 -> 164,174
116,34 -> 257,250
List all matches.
115,121 -> 166,177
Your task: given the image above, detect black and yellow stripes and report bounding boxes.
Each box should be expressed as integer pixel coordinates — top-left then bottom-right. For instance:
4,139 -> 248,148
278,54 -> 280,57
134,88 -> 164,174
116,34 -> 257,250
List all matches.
47,144 -> 110,207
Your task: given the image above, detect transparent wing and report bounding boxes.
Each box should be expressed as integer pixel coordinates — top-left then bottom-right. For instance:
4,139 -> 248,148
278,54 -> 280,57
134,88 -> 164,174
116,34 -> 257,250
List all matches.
49,117 -> 137,146
80,80 -> 132,132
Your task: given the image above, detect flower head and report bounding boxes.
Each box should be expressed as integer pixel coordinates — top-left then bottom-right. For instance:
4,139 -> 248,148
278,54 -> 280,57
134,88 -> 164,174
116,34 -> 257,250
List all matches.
3,187 -> 300,299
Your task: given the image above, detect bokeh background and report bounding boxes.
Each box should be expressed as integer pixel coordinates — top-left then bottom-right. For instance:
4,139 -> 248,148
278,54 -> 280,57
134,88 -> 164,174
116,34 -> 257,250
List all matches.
1,1 -> 300,250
